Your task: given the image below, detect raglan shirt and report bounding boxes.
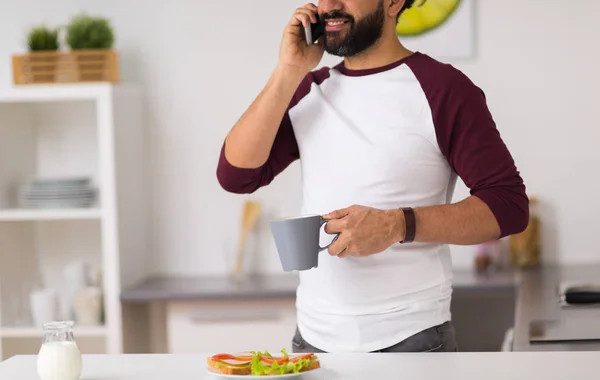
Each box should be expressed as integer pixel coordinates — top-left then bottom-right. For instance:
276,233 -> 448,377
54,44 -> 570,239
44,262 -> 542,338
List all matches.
217,52 -> 528,353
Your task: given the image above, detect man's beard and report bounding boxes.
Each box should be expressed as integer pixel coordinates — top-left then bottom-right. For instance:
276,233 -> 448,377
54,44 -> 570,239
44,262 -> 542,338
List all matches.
322,0 -> 385,57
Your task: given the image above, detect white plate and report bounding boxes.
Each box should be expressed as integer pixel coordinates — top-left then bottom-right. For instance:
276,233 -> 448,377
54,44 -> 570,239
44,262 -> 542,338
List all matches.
207,367 -> 321,378
32,177 -> 90,186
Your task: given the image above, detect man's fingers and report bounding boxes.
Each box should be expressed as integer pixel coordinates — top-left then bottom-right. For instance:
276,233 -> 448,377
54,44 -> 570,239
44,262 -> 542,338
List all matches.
323,218 -> 345,234
301,3 -> 319,21
299,6 -> 318,22
291,7 -> 317,27
322,207 -> 351,220
337,247 -> 350,258
327,234 -> 349,256
291,12 -> 312,28
305,3 -> 318,11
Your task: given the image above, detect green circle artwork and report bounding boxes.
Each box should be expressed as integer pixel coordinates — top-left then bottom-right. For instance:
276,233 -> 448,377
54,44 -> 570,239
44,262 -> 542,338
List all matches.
396,0 -> 461,37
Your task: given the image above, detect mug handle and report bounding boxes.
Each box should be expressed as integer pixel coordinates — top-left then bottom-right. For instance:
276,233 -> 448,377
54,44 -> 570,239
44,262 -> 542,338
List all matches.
318,217 -> 340,252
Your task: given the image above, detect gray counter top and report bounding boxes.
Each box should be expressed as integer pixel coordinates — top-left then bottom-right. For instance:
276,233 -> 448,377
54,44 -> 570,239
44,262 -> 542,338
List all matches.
120,273 -> 299,301
452,269 -> 520,291
120,269 -> 516,302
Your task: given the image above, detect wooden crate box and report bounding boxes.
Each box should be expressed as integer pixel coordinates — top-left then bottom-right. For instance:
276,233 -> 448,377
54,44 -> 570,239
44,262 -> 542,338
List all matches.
12,49 -> 119,85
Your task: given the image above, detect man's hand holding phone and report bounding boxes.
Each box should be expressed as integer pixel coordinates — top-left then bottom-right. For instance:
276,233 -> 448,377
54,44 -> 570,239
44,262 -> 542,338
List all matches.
277,3 -> 324,79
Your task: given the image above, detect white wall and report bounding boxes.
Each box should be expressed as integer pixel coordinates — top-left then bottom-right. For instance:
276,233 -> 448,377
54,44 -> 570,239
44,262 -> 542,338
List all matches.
1,0 -> 599,276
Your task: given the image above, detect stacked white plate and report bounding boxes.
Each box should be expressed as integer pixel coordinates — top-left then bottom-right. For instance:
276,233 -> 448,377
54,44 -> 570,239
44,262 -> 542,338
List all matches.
21,177 -> 98,209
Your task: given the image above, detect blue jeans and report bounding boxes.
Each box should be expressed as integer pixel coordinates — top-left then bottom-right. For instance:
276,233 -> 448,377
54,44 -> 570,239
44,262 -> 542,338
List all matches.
292,321 -> 458,353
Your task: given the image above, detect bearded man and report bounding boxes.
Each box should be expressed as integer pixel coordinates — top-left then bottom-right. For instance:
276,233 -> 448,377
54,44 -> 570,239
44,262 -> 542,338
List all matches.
216,0 -> 528,353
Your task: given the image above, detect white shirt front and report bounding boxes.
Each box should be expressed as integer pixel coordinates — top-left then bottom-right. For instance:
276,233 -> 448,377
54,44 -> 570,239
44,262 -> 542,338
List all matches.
290,60 -> 455,353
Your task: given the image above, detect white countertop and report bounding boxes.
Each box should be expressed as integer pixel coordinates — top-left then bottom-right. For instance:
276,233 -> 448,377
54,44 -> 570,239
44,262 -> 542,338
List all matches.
1,352 -> 599,380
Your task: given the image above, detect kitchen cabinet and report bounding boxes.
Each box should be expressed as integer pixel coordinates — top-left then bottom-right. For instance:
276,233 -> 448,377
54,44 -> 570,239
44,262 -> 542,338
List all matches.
120,274 -> 300,354
451,285 -> 517,351
166,299 -> 297,353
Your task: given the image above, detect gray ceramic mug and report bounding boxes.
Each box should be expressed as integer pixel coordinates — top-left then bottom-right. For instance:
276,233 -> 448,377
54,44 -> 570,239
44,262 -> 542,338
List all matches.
269,215 -> 339,272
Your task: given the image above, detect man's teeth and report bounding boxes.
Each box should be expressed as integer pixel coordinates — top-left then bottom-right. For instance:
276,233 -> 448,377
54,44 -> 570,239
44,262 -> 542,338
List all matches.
327,21 -> 346,25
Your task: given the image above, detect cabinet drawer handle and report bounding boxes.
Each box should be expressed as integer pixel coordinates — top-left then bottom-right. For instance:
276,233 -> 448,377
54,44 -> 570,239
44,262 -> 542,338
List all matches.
189,310 -> 280,323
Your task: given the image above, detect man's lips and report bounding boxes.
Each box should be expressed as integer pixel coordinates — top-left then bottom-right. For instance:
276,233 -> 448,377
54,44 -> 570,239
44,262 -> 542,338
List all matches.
324,19 -> 351,32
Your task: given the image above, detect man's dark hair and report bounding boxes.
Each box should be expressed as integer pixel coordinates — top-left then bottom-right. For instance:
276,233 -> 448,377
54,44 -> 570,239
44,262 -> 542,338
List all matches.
396,0 -> 419,21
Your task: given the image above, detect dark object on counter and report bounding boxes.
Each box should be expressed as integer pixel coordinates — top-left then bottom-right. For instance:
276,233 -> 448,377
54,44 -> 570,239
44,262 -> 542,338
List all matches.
564,286 -> 600,305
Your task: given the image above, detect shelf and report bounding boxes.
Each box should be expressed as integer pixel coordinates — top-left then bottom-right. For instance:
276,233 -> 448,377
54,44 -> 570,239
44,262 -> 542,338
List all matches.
0,325 -> 108,338
0,208 -> 102,222
0,81 -> 147,358
0,83 -> 114,103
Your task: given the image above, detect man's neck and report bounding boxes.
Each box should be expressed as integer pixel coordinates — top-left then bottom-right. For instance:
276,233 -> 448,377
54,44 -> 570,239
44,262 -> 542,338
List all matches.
342,33 -> 413,71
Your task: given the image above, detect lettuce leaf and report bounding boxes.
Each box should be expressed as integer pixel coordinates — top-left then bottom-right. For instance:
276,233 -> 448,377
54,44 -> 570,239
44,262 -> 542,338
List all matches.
250,349 -> 315,375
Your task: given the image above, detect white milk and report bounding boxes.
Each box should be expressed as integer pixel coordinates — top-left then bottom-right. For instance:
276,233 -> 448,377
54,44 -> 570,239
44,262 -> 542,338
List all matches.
37,341 -> 82,380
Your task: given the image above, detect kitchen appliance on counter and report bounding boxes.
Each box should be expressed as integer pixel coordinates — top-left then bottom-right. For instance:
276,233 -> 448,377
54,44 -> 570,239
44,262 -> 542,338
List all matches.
558,282 -> 600,307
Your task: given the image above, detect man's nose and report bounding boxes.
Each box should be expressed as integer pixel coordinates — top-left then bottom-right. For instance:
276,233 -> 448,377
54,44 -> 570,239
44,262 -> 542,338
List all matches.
318,0 -> 344,13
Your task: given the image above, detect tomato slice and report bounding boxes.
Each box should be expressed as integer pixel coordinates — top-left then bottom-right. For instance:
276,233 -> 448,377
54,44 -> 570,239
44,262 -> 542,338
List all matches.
233,356 -> 253,361
260,356 -> 289,364
211,353 -> 235,361
291,353 -> 314,362
211,353 -> 254,361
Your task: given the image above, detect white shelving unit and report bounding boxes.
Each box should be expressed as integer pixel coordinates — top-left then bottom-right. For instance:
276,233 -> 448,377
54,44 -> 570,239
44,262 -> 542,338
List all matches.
0,209 -> 102,221
0,83 -> 150,360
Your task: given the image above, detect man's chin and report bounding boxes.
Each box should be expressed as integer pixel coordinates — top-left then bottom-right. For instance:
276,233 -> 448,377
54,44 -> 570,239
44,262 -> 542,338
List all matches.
324,37 -> 350,57
325,48 -> 347,57
324,43 -> 355,57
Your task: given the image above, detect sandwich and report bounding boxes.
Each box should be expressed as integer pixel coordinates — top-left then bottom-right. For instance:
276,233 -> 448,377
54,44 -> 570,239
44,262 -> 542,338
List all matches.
206,348 -> 320,376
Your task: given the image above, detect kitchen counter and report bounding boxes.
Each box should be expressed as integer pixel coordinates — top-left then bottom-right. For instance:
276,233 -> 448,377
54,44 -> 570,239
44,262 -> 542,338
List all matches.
512,265 -> 600,351
2,352 -> 600,379
120,265 -> 600,352
120,273 -> 300,301
119,269 -> 518,302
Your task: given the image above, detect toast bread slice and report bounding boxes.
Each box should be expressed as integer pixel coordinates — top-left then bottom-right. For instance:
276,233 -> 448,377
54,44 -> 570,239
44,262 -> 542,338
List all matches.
299,358 -> 321,372
206,356 -> 320,376
206,357 -> 252,375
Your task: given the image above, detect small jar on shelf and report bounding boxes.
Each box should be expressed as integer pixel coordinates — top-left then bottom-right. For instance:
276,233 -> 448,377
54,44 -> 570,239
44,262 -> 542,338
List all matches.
509,196 -> 541,268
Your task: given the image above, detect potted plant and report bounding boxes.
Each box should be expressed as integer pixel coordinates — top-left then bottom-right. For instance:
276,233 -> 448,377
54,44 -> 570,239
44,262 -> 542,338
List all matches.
25,25 -> 61,82
65,13 -> 115,81
27,25 -> 60,51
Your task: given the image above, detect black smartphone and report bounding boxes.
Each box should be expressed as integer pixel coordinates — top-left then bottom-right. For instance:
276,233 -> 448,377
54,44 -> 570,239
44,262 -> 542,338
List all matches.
304,14 -> 324,45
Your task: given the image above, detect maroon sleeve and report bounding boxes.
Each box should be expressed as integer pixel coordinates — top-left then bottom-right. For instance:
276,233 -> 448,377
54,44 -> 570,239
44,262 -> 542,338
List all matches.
407,56 -> 529,238
216,67 -> 331,194
216,114 -> 299,194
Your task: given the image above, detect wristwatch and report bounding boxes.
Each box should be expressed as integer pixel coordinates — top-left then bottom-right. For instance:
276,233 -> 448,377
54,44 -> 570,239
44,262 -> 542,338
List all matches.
400,207 -> 416,243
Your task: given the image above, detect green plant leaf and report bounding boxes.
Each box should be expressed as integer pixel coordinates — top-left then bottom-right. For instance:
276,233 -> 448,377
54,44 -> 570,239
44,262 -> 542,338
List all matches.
66,13 -> 115,50
27,25 -> 60,51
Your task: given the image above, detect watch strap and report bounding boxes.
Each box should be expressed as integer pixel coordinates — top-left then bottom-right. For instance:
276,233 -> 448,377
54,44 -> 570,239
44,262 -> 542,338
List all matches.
401,207 -> 416,243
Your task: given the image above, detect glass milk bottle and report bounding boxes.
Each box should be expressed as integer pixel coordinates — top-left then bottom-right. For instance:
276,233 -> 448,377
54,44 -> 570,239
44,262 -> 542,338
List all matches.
37,321 -> 82,380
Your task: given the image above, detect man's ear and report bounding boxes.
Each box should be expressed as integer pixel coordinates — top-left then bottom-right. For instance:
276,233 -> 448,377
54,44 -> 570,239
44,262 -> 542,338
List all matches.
388,0 -> 405,18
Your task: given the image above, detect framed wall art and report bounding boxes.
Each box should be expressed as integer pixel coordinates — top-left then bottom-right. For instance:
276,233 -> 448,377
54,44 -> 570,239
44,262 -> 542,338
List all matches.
396,0 -> 476,60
